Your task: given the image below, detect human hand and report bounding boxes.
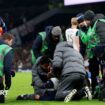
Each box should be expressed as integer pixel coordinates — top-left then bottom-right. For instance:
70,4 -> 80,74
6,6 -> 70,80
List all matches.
11,71 -> 15,77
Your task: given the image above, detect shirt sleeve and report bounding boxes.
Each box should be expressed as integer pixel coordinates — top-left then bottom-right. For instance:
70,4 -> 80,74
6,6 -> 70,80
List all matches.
32,35 -> 42,58
3,50 -> 13,88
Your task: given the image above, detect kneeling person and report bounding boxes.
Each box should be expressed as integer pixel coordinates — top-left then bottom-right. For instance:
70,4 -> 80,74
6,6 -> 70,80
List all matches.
53,41 -> 92,102
17,56 -> 59,101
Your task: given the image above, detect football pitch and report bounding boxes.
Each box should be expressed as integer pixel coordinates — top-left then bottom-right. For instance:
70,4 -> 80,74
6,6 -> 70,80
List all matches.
4,72 -> 105,105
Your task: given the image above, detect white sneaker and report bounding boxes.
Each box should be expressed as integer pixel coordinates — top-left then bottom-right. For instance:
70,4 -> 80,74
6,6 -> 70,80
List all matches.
64,89 -> 77,103
84,86 -> 92,100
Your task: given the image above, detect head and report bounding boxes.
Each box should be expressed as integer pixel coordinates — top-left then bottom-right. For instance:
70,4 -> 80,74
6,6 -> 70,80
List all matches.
84,10 -> 95,26
39,56 -> 52,73
76,13 -> 86,28
2,33 -> 14,46
51,26 -> 62,43
76,13 -> 84,24
71,17 -> 78,26
76,13 -> 89,31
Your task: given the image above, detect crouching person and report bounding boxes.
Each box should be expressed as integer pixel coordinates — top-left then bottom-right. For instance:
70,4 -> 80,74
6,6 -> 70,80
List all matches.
53,41 -> 92,102
17,56 -> 59,101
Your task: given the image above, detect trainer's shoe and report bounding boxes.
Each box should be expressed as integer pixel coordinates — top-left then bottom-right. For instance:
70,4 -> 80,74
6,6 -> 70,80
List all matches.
84,86 -> 92,100
64,89 -> 77,103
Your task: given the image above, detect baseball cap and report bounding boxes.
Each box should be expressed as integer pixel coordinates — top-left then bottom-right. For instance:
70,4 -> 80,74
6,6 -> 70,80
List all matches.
76,13 -> 84,23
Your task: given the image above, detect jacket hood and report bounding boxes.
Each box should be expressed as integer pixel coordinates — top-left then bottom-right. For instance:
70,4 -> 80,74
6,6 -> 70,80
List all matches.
45,26 -> 53,42
92,13 -> 105,24
57,41 -> 73,48
45,26 -> 53,37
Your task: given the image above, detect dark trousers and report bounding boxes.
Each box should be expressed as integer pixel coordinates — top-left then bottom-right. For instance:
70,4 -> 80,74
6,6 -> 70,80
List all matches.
91,44 -> 105,92
20,90 -> 56,101
89,57 -> 99,93
0,77 -> 5,103
40,90 -> 56,100
55,73 -> 86,101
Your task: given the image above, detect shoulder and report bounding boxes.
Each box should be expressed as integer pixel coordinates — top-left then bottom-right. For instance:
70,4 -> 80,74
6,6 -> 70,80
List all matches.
56,41 -> 73,48
65,28 -> 72,33
92,13 -> 105,24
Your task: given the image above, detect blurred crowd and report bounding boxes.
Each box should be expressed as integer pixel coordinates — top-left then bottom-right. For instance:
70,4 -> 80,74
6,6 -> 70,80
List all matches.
13,44 -> 32,71
0,6 -> 47,30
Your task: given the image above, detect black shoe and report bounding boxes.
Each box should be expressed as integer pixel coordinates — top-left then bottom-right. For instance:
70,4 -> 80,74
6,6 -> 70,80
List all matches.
0,95 -> 5,103
16,94 -> 28,100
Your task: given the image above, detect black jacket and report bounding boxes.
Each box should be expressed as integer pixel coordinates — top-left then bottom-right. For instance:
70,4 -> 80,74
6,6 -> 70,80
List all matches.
0,39 -> 13,89
32,26 -> 54,59
53,41 -> 86,77
92,13 -> 105,43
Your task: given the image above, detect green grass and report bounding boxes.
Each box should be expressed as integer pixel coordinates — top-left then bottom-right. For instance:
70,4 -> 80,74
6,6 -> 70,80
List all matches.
3,72 -> 105,105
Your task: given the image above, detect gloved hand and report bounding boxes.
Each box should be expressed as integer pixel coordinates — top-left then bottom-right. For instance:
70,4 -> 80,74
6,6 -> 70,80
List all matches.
87,71 -> 91,79
5,83 -> 11,90
31,81 -> 35,86
87,71 -> 92,84
11,70 -> 15,77
5,76 -> 11,90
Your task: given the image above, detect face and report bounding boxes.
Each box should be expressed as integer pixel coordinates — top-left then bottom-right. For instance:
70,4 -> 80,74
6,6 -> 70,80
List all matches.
78,21 -> 87,28
84,20 -> 91,27
52,35 -> 60,43
40,63 -> 51,72
5,39 -> 13,46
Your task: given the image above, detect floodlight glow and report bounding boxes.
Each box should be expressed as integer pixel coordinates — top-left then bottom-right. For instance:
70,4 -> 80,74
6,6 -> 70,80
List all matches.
64,0 -> 105,6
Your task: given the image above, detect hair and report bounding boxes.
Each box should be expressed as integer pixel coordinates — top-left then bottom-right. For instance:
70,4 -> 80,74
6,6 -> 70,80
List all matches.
84,10 -> 95,21
2,33 -> 14,41
71,17 -> 78,25
39,55 -> 51,65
